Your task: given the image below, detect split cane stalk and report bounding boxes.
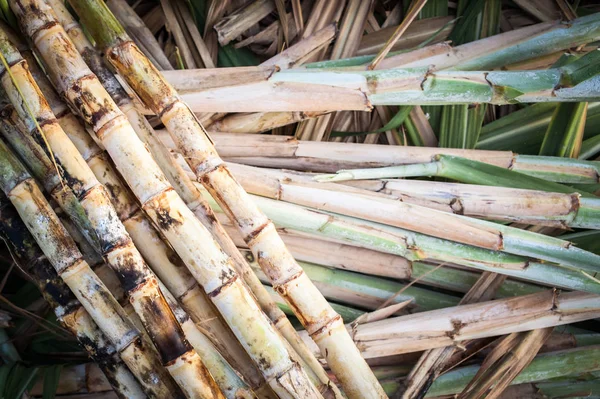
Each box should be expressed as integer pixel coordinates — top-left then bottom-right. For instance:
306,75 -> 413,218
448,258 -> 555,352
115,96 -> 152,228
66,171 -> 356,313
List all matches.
0,196 -> 146,399
13,1 -> 322,396
0,134 -> 180,398
45,2 -> 337,393
0,25 -> 222,399
67,1 -> 386,397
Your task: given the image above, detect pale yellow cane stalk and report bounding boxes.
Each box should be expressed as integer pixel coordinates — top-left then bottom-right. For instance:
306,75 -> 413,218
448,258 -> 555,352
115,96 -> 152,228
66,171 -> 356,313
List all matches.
19,36 -> 261,394
47,1 -> 338,394
0,138 -> 179,398
14,1 -> 322,396
65,0 -> 387,396
0,25 -> 222,399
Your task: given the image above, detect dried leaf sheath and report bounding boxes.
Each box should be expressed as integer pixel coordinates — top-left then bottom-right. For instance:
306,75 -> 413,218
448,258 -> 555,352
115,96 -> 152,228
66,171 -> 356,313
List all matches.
0,24 -> 220,399
66,1 -> 387,397
0,198 -> 146,399
45,1 -> 338,394
13,1 -> 321,397
0,137 -> 176,398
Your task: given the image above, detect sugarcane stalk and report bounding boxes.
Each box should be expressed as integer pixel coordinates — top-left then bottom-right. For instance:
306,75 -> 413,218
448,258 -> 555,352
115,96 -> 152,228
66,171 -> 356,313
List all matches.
1,102 -> 253,399
247,254 -> 461,312
11,28 -> 262,394
225,163 -> 600,272
0,25 -> 222,399
345,178 -> 600,229
202,189 -> 600,295
186,132 -> 600,185
45,1 -> 337,394
423,345 -> 600,397
67,1 -> 387,397
0,197 -> 146,399
338,290 -> 600,359
309,13 -> 600,70
314,153 -> 600,188
0,133 -> 181,397
15,2 -> 322,397
221,217 -> 544,299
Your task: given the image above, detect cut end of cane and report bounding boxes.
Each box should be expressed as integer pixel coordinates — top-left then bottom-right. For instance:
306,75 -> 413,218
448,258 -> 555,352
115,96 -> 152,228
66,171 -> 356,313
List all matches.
313,171 -> 354,182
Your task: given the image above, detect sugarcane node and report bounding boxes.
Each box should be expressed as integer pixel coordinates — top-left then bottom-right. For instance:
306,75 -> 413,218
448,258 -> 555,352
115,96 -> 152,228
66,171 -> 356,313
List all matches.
207,273 -> 238,298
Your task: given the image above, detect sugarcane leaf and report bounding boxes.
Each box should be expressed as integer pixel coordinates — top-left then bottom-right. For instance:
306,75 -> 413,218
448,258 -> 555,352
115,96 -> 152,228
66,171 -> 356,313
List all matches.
217,43 -> 260,67
2,363 -> 39,399
540,102 -> 588,158
330,106 -> 413,138
561,230 -> 600,254
42,364 -> 63,399
560,49 -> 600,87
0,0 -> 17,30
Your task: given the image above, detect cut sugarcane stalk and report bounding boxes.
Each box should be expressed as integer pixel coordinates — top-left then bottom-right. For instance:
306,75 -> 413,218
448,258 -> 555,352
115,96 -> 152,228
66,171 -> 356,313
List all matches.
0,134 -> 180,397
45,0 -> 336,394
314,154 -> 600,188
304,290 -> 600,359
159,60 -> 600,112
0,26 -> 222,399
202,189 -> 600,295
345,178 -> 600,229
13,31 -> 263,393
14,2 -> 322,396
173,132 -> 600,184
0,103 -> 253,398
0,197 -> 146,399
225,163 -> 600,271
67,1 -> 387,397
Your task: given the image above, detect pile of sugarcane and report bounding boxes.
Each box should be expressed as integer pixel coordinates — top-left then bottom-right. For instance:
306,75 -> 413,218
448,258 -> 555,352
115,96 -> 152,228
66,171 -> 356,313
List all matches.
0,0 -> 599,398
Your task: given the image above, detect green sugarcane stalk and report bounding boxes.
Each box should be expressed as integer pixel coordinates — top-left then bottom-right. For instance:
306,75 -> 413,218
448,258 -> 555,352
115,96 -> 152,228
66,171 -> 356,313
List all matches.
421,345 -> 600,397
307,13 -> 600,70
315,154 -> 600,191
201,189 -> 600,295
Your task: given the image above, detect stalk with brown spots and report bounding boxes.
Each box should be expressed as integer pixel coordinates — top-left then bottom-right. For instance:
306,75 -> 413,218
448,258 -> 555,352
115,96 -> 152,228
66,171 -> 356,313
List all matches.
12,1 -> 323,396
0,23 -> 221,399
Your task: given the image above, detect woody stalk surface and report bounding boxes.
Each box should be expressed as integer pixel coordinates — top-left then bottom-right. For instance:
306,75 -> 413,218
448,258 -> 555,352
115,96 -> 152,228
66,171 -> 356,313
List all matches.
45,1 -> 337,393
0,23 -> 222,399
0,133 -> 178,398
66,0 -> 387,397
12,1 -> 322,397
0,197 -> 146,399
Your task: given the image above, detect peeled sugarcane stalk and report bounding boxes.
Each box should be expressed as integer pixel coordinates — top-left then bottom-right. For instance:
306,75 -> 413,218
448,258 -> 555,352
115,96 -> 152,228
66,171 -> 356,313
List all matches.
67,1 -> 387,397
180,132 -> 600,184
201,188 -> 600,295
224,163 -> 600,271
14,2 -> 322,397
9,25 -> 262,394
45,1 -> 336,395
345,178 -> 600,229
0,26 -> 222,399
0,196 -> 146,399
0,134 -> 180,397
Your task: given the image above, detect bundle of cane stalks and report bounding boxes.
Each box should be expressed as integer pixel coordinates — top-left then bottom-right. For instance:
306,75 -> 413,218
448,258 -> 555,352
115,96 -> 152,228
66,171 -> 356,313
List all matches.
0,1 -> 599,398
